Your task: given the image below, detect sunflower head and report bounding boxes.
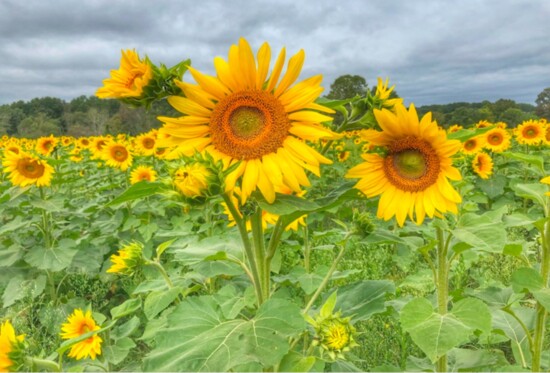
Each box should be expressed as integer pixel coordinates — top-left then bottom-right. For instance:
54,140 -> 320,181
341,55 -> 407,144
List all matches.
135,132 -> 157,156
475,120 -> 491,129
447,124 -> 463,133
484,127 -> 511,153
158,37 -> 338,204
472,152 -> 493,179
2,151 -> 55,187
173,162 -> 213,198
372,77 -> 403,110
0,320 -> 26,372
107,242 -> 144,276
96,49 -> 153,100
462,136 -> 486,154
129,165 -> 158,184
60,309 -> 102,360
102,141 -> 133,171
305,292 -> 358,361
346,103 -> 462,227
36,135 -> 58,156
515,119 -> 545,145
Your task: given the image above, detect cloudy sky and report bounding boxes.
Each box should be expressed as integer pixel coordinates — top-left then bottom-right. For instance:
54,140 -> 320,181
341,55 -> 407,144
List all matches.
0,0 -> 549,106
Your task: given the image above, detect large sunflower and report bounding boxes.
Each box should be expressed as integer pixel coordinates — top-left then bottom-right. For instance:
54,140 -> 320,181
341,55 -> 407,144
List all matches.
158,38 -> 338,203
3,151 -> 54,187
346,104 -> 462,227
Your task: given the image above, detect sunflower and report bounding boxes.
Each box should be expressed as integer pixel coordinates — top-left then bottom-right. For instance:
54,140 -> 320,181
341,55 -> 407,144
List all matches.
0,320 -> 25,372
3,151 -> 54,187
337,150 -> 350,162
60,309 -> 102,360
462,136 -> 485,154
346,104 -> 462,227
173,163 -> 211,198
77,137 -> 91,149
135,132 -> 157,156
515,120 -> 545,145
107,242 -> 144,275
472,152 -> 493,179
96,49 -> 153,99
373,77 -> 403,109
102,142 -> 133,171
158,38 -> 338,203
484,127 -> 511,152
475,120 -> 491,129
90,137 -> 108,159
130,165 -> 157,184
35,135 -> 58,156
447,124 -> 463,133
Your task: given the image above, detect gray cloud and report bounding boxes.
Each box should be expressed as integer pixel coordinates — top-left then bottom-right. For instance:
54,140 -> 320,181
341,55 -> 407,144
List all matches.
0,0 -> 549,106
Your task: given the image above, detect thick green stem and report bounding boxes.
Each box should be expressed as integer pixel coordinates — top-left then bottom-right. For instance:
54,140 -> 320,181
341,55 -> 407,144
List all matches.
435,226 -> 448,373
303,235 -> 350,314
531,212 -> 550,372
222,193 -> 264,305
27,357 -> 61,372
147,260 -> 174,289
251,208 -> 269,301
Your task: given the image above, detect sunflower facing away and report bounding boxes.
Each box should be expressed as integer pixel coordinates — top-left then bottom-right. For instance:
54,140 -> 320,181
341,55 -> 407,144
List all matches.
107,242 -> 144,275
3,151 -> 54,187
158,38 -> 338,203
0,320 -> 25,372
472,152 -> 493,179
346,104 -> 462,227
60,309 -> 102,360
96,49 -> 153,99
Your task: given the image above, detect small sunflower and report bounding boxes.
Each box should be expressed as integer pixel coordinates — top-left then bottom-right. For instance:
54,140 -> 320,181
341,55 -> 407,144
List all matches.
135,132 -> 157,156
346,104 -> 462,227
129,165 -> 157,184
77,137 -> 91,149
484,127 -> 511,152
96,49 -> 153,99
174,163 -> 211,198
60,309 -> 102,360
337,150 -> 350,162
90,137 -> 108,159
462,136 -> 486,154
102,142 -> 133,171
373,77 -> 403,110
158,38 -> 338,204
0,320 -> 25,372
447,124 -> 463,133
35,135 -> 58,156
472,152 -> 493,179
475,120 -> 491,129
515,120 -> 545,145
3,151 -> 54,187
107,242 -> 144,275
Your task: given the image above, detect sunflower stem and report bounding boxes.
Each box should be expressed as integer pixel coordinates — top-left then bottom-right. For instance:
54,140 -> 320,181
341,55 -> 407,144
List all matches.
251,206 -> 269,301
435,225 -> 448,373
222,193 -> 264,305
531,206 -> 550,372
27,357 -> 61,372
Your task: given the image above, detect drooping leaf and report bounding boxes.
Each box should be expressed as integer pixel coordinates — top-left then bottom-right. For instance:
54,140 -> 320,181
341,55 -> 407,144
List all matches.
106,181 -> 164,207
336,280 -> 395,321
143,287 -> 182,320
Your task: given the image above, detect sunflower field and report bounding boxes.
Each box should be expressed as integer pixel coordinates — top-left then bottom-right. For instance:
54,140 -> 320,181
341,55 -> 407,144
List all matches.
1,38 -> 550,372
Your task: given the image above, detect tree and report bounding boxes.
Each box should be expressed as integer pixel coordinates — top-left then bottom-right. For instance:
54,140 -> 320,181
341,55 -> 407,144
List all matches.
535,87 -> 550,120
326,75 -> 368,99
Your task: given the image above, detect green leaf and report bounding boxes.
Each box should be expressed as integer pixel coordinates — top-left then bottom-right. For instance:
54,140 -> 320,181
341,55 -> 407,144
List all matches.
477,174 -> 507,200
502,152 -> 545,174
279,352 -> 317,373
111,316 -> 140,340
2,275 -> 46,308
451,212 -> 506,253
336,280 -> 395,321
213,285 -> 248,319
106,181 -> 164,207
447,126 -> 492,141
110,298 -> 141,320
156,238 -> 177,260
448,348 -> 508,371
503,243 -> 523,256
451,297 -> 492,334
320,291 -> 338,318
400,298 -> 477,363
469,286 -> 523,308
171,233 -> 244,266
511,267 -> 543,293
0,216 -> 28,236
143,297 -> 306,371
533,289 -> 550,312
103,337 -> 136,365
143,287 -> 182,320
24,239 -> 78,272
512,183 -> 548,209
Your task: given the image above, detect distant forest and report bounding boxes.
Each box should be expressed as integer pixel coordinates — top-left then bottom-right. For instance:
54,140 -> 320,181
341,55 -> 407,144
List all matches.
1,75 -> 549,138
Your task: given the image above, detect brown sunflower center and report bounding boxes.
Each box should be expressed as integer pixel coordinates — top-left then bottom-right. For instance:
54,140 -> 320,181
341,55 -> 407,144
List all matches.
488,133 -> 503,145
139,171 -> 152,181
111,146 -> 128,162
17,158 -> 45,179
523,126 -> 538,139
210,90 -> 290,160
383,136 -> 440,192
464,139 -> 477,150
142,138 -> 155,149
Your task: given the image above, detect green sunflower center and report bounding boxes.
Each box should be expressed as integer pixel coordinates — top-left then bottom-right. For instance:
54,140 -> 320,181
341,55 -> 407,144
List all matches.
229,107 -> 266,139
524,127 -> 538,138
393,150 -> 427,179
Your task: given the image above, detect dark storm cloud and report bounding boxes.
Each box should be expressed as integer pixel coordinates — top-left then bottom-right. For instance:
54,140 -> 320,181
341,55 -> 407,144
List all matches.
0,0 -> 549,105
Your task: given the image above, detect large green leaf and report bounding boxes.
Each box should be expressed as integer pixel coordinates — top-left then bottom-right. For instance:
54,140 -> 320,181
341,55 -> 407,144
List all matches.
143,287 -> 183,320
24,239 -> 78,272
170,233 -> 244,266
2,275 -> 46,308
512,183 -> 548,209
143,296 -> 306,371
336,280 -> 395,321
451,212 -> 506,253
400,297 -> 491,363
502,152 -> 545,175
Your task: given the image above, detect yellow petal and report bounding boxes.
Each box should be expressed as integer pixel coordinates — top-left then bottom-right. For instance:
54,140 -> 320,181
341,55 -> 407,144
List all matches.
256,42 -> 271,89
167,96 -> 212,118
238,38 -> 256,89
274,49 -> 305,97
266,47 -> 286,93
188,66 -> 230,100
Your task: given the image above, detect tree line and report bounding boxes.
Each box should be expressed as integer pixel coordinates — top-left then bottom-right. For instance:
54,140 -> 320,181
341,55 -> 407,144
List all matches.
1,76 -> 549,138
